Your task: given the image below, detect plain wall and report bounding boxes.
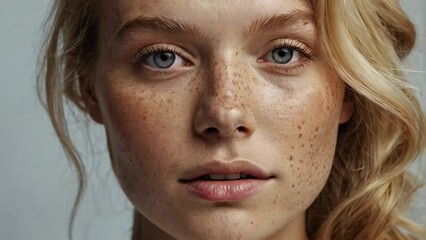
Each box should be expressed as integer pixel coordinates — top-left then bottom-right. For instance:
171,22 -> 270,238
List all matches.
0,0 -> 424,239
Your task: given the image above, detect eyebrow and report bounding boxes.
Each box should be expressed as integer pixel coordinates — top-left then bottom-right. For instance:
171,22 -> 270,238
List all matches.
114,10 -> 314,43
246,10 -> 314,36
115,16 -> 204,43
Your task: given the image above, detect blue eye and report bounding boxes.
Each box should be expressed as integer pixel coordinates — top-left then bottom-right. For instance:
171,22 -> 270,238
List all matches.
138,49 -> 185,69
271,48 -> 294,64
146,51 -> 177,68
259,41 -> 317,75
264,46 -> 303,65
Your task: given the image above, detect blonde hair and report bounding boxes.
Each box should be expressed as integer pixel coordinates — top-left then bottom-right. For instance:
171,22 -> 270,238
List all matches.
306,0 -> 426,239
37,0 -> 426,239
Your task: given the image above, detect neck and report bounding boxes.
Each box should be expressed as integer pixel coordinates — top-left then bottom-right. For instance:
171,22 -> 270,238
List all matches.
268,214 -> 309,240
132,211 -> 174,240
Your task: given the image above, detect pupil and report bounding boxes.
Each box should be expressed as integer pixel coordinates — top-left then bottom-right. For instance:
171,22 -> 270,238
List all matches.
272,48 -> 293,64
160,54 -> 169,61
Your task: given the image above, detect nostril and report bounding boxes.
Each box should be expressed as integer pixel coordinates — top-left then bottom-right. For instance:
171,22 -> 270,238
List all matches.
204,126 -> 248,135
205,127 -> 219,134
237,126 -> 247,133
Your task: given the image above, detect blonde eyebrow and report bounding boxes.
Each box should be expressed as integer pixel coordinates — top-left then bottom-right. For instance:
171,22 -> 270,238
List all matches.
114,16 -> 204,43
114,10 -> 314,43
245,10 -> 314,36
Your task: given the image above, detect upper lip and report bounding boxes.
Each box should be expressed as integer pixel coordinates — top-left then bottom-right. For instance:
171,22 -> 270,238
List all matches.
179,159 -> 275,182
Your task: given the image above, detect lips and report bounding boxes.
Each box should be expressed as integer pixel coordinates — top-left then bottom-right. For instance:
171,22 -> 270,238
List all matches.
200,173 -> 254,180
179,160 -> 275,202
180,160 -> 274,182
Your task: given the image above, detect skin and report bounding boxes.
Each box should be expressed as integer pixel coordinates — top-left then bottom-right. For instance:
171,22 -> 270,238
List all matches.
88,0 -> 353,239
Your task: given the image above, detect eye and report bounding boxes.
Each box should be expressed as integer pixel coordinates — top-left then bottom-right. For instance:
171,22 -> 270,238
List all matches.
144,51 -> 185,69
258,40 -> 317,75
265,47 -> 303,65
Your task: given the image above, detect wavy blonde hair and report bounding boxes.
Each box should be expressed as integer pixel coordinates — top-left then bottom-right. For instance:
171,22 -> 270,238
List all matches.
37,0 -> 426,239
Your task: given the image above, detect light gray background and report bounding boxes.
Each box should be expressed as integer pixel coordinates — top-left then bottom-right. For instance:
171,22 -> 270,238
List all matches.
0,1 -> 425,240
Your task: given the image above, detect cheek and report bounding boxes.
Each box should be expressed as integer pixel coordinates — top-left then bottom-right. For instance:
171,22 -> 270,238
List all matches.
270,78 -> 344,207
98,81 -> 185,201
299,96 -> 341,195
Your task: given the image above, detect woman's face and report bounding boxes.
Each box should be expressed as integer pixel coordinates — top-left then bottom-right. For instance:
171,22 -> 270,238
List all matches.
91,0 -> 352,239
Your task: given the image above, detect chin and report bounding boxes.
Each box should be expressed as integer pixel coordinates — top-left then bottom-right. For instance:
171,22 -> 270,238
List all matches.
154,206 -> 301,240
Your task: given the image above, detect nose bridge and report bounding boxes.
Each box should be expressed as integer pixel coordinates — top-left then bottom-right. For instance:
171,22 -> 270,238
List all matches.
193,51 -> 256,141
208,55 -> 244,108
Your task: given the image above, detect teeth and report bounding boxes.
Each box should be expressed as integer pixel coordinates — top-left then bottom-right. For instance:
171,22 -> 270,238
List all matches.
207,174 -> 249,180
226,174 -> 241,180
208,174 -> 226,180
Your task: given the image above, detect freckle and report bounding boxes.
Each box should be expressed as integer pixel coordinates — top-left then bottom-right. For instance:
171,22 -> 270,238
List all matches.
291,146 -> 295,149
289,156 -> 293,161
315,126 -> 319,132
301,144 -> 305,148
292,184 -> 295,188
297,125 -> 301,130
310,144 -> 314,148
299,133 -> 302,138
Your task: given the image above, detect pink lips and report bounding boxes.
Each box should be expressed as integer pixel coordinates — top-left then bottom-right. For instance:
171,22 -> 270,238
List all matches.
185,179 -> 269,202
180,160 -> 274,202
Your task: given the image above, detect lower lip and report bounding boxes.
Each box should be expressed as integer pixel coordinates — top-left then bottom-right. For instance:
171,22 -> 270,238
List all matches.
183,179 -> 270,202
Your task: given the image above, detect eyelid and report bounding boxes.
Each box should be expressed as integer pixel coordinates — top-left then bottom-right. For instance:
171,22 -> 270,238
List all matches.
257,39 -> 318,76
133,43 -> 195,66
265,39 -> 317,60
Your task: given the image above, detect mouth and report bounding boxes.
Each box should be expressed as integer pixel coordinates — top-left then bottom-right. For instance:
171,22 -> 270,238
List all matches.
180,160 -> 274,182
193,173 -> 262,181
179,160 -> 275,202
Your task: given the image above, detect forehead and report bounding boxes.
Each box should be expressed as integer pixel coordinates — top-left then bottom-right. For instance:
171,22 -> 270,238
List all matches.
99,0 -> 313,37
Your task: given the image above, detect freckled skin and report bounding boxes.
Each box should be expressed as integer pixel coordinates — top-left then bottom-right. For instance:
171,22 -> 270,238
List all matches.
90,0 -> 352,240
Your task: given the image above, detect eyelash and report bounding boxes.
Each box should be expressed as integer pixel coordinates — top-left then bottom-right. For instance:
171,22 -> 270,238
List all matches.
133,44 -> 191,75
132,40 -> 317,76
263,39 -> 318,75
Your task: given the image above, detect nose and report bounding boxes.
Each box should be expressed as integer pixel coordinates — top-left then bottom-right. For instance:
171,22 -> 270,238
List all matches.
193,59 -> 256,142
